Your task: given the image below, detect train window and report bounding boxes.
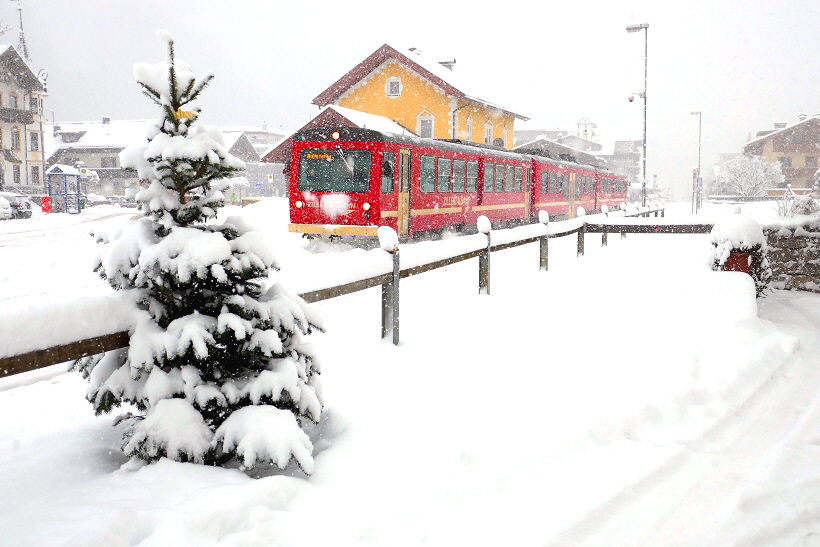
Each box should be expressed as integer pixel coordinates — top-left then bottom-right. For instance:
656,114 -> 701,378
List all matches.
495,164 -> 505,192
504,165 -> 514,192
483,163 -> 494,192
562,174 -> 570,200
438,158 -> 452,192
466,161 -> 478,192
420,156 -> 436,192
541,172 -> 548,194
298,149 -> 372,193
453,160 -> 466,192
514,166 -> 523,192
381,152 -> 396,193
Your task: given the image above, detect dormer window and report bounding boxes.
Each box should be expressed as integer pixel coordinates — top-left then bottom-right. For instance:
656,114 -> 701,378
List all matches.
385,77 -> 402,98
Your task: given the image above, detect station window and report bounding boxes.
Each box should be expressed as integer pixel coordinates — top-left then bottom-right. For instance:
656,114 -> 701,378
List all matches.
453,160 -> 465,192
420,156 -> 436,192
484,123 -> 493,145
541,172 -> 549,194
807,157 -> 817,168
381,151 -> 396,193
9,95 -> 17,109
437,158 -> 452,192
484,163 -> 494,192
29,132 -> 39,151
385,77 -> 402,98
466,161 -> 478,192
101,157 -> 117,168
418,113 -> 434,138
11,127 -> 19,150
495,164 -> 505,192
13,164 -> 20,184
779,157 -> 792,168
513,166 -> 523,192
466,116 -> 473,142
31,165 -> 39,185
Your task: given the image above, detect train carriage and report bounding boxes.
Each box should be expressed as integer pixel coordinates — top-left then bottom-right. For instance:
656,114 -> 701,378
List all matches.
288,127 -> 627,240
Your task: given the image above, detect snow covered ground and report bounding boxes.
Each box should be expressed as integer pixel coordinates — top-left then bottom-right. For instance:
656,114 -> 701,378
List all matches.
2,199 -> 820,546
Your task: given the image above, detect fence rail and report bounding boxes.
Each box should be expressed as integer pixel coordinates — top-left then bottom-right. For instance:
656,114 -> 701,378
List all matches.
2,207 -> 686,377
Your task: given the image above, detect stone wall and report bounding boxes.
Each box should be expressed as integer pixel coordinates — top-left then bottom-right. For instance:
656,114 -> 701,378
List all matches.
765,227 -> 820,293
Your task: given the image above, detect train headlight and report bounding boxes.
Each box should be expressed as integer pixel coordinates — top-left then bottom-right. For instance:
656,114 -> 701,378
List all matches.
295,200 -> 303,208
331,131 -> 341,140
362,202 -> 371,211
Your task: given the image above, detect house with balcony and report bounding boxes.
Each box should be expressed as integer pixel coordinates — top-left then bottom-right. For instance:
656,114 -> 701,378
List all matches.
744,115 -> 820,191
0,44 -> 47,194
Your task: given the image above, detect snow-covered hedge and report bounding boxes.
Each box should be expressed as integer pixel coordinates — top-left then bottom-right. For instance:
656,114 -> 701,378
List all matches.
710,213 -> 772,297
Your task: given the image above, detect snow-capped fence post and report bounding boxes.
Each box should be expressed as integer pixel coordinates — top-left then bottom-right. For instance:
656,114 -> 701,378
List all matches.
601,205 -> 609,247
478,215 -> 491,295
378,227 -> 401,345
538,210 -> 549,271
576,207 -> 586,257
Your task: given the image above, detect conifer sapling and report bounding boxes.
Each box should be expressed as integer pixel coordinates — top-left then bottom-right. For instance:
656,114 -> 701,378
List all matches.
73,31 -> 323,472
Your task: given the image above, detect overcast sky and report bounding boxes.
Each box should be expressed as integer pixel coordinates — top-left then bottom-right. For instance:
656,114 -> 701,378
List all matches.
5,0 -> 820,199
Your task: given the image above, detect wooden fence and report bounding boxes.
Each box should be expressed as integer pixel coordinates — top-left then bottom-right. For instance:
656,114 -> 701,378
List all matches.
2,206 -> 694,377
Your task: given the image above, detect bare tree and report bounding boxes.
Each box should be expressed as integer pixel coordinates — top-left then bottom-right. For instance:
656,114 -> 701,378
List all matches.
710,156 -> 783,197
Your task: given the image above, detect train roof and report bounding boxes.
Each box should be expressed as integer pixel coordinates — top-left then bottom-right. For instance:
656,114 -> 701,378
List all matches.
293,126 -> 621,175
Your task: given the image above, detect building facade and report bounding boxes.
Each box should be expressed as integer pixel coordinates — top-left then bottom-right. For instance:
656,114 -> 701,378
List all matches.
0,44 -> 46,195
744,116 -> 820,190
312,44 -> 528,150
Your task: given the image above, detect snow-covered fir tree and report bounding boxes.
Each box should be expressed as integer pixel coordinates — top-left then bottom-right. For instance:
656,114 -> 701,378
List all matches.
73,31 -> 323,472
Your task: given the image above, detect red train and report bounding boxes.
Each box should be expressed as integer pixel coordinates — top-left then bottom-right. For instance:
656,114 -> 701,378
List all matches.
288,127 -> 627,239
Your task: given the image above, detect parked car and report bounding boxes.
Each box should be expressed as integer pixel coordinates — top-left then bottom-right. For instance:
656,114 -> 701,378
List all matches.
0,196 -> 11,220
0,191 -> 33,219
85,193 -> 110,207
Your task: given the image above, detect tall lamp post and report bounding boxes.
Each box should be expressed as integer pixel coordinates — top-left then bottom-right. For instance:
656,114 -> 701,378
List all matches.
626,23 -> 648,206
691,111 -> 702,213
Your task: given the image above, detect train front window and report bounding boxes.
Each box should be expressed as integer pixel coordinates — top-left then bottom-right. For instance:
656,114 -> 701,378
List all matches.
298,149 -> 372,193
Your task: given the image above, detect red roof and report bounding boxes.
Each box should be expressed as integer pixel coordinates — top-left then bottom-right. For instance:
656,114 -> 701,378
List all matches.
312,44 -> 528,121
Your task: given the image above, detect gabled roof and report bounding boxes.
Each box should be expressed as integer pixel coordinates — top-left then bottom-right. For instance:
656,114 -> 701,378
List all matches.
745,116 -> 820,148
262,105 -> 413,165
0,45 -> 43,91
514,138 -> 608,169
313,44 -> 529,121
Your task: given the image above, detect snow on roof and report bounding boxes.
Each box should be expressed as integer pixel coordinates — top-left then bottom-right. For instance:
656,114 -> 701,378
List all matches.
49,120 -> 155,148
220,131 -> 244,149
315,44 -> 528,121
325,104 -> 412,135
745,116 -> 820,147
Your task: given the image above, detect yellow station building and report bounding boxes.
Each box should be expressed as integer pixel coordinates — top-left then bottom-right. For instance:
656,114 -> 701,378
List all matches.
312,44 -> 528,150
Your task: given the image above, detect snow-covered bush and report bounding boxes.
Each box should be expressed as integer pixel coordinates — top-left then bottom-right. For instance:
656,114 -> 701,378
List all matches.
710,213 -> 772,297
72,32 -> 323,472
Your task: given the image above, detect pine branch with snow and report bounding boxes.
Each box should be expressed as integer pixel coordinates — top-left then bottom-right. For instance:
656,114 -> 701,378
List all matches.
75,32 -> 324,473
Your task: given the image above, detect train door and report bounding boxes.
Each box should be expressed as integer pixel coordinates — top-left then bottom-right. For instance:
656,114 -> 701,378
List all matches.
523,165 -> 533,219
568,172 -> 577,218
397,149 -> 412,236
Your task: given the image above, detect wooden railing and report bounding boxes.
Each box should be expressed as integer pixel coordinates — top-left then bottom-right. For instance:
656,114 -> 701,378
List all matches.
2,206 -> 685,377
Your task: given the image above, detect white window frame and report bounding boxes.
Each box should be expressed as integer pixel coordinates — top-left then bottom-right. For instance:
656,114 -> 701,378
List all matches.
385,77 -> 402,98
484,123 -> 493,145
418,112 -> 435,139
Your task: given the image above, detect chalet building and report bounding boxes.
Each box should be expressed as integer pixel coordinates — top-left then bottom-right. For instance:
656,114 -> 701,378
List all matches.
744,115 -> 820,190
0,44 -> 47,195
46,118 -> 262,196
311,44 -> 528,150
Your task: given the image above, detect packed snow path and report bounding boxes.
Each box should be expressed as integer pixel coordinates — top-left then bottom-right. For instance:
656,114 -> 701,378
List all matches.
1,200 -> 819,545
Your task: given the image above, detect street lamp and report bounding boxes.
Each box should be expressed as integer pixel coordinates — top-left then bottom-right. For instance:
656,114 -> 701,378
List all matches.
626,22 -> 648,206
691,111 -> 702,213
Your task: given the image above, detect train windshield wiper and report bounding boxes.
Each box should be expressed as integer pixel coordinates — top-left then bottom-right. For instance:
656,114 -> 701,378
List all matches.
336,147 -> 354,175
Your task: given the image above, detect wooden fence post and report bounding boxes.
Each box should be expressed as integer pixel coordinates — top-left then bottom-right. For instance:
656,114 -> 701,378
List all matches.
577,223 -> 585,257
479,232 -> 491,295
380,248 -> 400,345
602,226 -> 608,247
539,210 -> 549,271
